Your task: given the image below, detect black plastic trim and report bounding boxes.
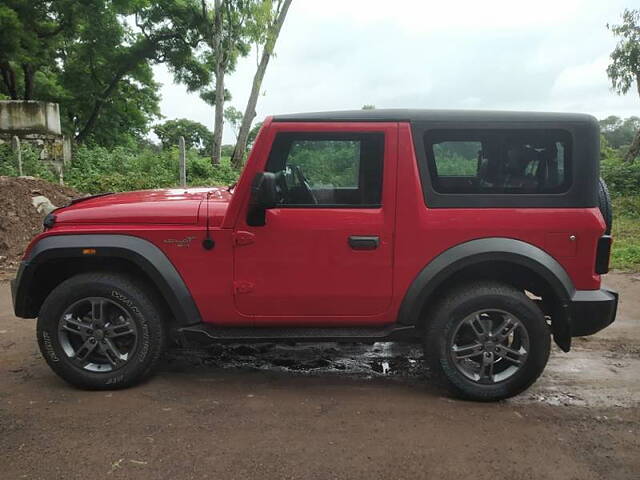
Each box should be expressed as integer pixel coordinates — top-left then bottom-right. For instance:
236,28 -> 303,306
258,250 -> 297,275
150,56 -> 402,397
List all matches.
68,192 -> 114,205
177,324 -> 417,345
348,236 -> 380,250
273,109 -> 597,124
411,118 -> 599,209
397,237 -> 575,327
569,288 -> 617,337
12,234 -> 201,326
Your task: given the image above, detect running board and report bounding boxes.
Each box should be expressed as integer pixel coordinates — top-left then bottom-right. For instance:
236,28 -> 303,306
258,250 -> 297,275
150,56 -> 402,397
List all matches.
176,324 -> 418,345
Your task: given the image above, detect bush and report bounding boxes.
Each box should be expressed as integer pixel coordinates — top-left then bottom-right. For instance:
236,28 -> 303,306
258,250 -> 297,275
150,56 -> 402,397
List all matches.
66,145 -> 241,193
0,144 -> 17,176
601,149 -> 640,197
0,143 -> 57,181
611,196 -> 640,271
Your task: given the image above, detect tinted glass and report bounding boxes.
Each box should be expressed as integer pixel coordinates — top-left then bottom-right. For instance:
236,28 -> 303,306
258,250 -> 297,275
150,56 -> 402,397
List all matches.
266,133 -> 384,207
425,130 -> 571,194
288,140 -> 360,188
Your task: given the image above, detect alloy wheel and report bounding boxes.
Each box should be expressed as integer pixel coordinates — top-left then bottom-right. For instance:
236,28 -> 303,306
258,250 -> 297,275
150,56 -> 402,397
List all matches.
449,309 -> 530,384
57,297 -> 138,372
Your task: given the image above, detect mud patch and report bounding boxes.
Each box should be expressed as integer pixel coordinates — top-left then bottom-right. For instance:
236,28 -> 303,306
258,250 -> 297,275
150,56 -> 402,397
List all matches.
513,347 -> 640,408
166,342 -> 426,379
166,341 -> 640,408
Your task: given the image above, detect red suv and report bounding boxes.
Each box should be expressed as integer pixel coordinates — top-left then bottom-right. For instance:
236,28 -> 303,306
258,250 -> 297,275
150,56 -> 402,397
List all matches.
11,109 -> 617,401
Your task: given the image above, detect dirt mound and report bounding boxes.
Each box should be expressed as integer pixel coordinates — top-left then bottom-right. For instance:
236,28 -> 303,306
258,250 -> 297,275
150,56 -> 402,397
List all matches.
0,176 -> 80,275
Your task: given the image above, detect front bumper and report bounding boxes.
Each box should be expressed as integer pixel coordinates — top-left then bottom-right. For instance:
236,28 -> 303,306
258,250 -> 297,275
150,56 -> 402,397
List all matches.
11,261 -> 33,318
568,288 -> 618,337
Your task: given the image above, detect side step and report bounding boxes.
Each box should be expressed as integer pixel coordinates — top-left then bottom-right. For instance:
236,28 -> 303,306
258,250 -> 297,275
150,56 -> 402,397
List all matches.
176,324 -> 418,345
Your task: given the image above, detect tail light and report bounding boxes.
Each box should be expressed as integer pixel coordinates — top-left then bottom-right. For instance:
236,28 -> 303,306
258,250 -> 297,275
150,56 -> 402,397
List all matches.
595,235 -> 612,274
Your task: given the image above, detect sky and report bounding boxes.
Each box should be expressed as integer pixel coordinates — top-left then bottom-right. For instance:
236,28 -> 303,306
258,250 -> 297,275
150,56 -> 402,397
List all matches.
152,0 -> 638,144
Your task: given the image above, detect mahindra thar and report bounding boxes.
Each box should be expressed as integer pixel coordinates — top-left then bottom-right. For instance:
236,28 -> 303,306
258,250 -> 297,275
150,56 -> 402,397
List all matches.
11,109 -> 618,401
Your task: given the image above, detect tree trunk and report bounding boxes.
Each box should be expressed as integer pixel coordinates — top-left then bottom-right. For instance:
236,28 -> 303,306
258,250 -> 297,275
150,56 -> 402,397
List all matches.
75,69 -> 127,143
624,74 -> 640,163
624,128 -> 640,163
23,64 -> 34,100
211,0 -> 224,166
0,62 -> 18,100
231,0 -> 292,169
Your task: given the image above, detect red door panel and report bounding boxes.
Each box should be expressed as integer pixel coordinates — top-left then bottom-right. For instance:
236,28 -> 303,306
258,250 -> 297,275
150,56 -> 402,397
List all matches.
234,208 -> 393,316
232,122 -> 398,325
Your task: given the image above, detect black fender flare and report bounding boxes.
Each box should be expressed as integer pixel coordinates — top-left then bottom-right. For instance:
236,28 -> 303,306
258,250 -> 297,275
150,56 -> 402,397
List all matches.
12,234 -> 201,326
397,237 -> 575,328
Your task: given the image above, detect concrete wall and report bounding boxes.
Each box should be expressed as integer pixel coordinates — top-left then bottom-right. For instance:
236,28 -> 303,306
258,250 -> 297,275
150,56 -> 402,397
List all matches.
0,101 -> 61,136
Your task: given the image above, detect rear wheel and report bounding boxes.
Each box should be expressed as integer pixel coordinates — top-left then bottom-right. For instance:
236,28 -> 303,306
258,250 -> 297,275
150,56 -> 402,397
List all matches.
425,282 -> 550,401
37,273 -> 165,389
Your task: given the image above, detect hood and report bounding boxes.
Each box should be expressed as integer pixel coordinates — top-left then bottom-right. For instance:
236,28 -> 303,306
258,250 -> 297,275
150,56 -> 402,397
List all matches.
54,187 -> 231,225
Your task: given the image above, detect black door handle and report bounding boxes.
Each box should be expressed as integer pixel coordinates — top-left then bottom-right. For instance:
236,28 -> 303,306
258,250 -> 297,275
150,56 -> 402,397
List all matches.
348,235 -> 379,250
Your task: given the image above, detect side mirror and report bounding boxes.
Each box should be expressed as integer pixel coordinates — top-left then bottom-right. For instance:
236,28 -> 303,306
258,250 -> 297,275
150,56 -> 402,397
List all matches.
250,172 -> 277,209
247,172 -> 277,226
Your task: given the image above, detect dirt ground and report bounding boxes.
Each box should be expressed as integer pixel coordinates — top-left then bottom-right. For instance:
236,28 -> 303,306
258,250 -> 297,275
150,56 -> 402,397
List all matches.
0,273 -> 639,480
0,176 -> 79,275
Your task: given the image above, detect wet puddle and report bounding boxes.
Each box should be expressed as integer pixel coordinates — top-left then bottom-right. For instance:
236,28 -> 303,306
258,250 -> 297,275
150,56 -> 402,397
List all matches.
167,342 -> 426,378
166,341 -> 640,408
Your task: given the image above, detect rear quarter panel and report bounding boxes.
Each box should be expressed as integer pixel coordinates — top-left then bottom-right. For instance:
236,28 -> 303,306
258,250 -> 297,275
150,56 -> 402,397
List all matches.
389,123 -> 603,320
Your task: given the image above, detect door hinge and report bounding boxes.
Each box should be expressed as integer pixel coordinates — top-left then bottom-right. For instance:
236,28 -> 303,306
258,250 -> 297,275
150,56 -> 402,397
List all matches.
234,230 -> 256,246
234,280 -> 255,294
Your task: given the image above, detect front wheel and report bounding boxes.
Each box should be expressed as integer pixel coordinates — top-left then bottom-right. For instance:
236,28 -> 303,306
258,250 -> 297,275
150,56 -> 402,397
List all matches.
425,282 -> 550,401
37,273 -> 165,389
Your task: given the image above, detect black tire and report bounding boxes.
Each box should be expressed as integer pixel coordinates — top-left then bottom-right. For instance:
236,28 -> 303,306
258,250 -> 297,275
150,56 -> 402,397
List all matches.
598,177 -> 613,235
37,273 -> 165,389
425,282 -> 550,401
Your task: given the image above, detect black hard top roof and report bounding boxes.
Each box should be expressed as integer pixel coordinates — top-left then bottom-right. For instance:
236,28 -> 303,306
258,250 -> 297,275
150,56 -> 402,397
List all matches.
272,109 -> 597,124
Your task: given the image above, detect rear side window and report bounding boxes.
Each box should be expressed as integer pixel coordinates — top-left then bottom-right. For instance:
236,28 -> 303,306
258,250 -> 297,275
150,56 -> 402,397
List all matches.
425,130 -> 571,194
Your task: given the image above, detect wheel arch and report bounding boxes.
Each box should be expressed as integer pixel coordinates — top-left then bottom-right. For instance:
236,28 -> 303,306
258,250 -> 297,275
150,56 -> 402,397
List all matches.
12,234 -> 201,327
397,238 -> 575,351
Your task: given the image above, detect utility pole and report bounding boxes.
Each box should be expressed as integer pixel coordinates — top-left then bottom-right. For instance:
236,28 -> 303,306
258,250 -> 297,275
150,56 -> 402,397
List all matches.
11,136 -> 23,176
179,136 -> 187,187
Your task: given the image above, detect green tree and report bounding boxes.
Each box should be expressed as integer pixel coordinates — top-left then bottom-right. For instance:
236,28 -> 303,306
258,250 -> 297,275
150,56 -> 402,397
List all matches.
607,8 -> 640,162
154,118 -> 213,154
0,0 -> 76,100
599,116 -> 640,149
247,120 -> 263,148
176,0 -> 259,165
70,0 -> 209,143
231,0 -> 293,168
0,1 -> 213,145
362,104 -> 376,110
224,105 -> 243,140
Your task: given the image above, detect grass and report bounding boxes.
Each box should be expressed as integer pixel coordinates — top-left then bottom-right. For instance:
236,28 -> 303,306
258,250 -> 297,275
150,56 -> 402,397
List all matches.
611,196 -> 640,272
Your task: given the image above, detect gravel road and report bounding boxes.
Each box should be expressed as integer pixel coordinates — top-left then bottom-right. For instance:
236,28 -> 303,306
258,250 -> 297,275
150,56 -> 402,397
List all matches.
1,273 -> 638,479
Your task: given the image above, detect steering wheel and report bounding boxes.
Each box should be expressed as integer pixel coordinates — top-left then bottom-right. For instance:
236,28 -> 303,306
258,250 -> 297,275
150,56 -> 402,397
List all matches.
289,165 -> 318,205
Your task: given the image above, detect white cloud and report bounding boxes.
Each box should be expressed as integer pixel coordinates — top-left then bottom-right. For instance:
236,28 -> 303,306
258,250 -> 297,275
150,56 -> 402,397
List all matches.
152,0 -> 638,144
552,57 -> 610,94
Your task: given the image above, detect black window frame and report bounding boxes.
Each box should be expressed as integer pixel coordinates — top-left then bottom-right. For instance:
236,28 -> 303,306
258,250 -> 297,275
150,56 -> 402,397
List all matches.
411,121 -> 599,209
265,131 -> 385,209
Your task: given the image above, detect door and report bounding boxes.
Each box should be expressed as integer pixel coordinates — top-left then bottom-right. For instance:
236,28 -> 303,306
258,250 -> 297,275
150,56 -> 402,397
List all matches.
233,123 -> 398,325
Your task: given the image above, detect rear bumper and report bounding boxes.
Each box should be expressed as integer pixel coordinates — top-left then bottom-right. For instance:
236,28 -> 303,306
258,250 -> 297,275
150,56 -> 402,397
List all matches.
568,288 -> 618,337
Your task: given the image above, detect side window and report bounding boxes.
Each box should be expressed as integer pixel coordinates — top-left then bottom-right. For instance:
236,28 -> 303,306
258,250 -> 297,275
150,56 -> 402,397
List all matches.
288,140 -> 360,189
432,141 -> 482,176
266,132 -> 384,207
425,130 -> 571,194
